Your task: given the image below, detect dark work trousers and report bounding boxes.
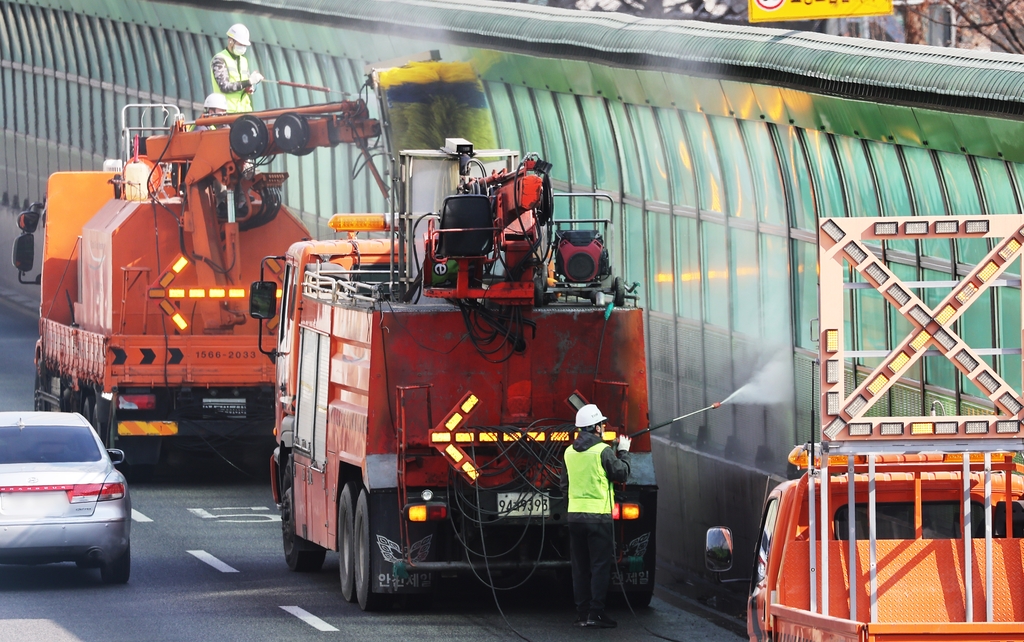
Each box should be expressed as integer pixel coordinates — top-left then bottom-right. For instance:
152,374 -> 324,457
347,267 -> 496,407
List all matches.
569,520 -> 614,614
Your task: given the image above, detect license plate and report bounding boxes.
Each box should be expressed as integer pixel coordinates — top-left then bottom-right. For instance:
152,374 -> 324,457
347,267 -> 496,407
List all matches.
497,492 -> 549,517
1,491 -> 68,517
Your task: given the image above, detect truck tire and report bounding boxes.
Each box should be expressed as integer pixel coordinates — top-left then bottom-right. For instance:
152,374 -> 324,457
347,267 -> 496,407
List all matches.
338,482 -> 357,602
354,489 -> 391,611
281,462 -> 326,572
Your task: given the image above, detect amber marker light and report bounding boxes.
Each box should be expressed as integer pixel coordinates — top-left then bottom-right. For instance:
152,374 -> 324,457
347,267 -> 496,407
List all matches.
171,313 -> 188,330
228,289 -> 246,298
188,288 -> 205,298
208,288 -> 226,298
168,288 -> 186,298
328,213 -> 389,232
171,256 -> 189,273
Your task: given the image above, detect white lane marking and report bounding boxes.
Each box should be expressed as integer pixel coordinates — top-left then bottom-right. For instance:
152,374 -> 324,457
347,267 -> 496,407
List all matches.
131,509 -> 153,523
187,508 -> 217,519
213,506 -> 270,511
279,606 -> 338,632
187,550 -> 239,573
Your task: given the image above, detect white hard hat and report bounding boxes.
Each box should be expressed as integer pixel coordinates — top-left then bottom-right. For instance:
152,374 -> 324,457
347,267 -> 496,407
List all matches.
226,23 -> 251,47
575,404 -> 607,429
203,93 -> 228,110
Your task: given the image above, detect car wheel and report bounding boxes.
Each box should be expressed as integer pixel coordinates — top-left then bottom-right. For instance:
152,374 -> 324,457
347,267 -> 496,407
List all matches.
280,461 -> 325,572
338,482 -> 357,602
354,489 -> 391,611
101,543 -> 131,584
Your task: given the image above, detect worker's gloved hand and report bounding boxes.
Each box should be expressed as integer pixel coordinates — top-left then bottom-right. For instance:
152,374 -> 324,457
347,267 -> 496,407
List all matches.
616,435 -> 631,453
249,71 -> 264,86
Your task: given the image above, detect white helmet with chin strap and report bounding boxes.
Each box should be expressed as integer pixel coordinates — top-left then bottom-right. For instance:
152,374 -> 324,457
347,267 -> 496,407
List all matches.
575,404 -> 607,430
226,23 -> 251,47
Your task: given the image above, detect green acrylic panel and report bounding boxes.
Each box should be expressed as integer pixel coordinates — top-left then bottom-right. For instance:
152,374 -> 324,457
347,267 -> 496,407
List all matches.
866,140 -> 912,216
958,287 -> 994,393
833,136 -> 878,218
675,216 -> 700,320
709,115 -> 755,220
802,129 -> 846,218
718,79 -> 759,122
936,151 -> 987,265
689,76 -> 730,118
740,120 -> 786,226
635,70 -> 674,109
902,146 -> 950,260
628,104 -> 669,205
912,108 -> 965,157
775,126 -> 815,230
533,90 -> 569,184
556,92 -> 593,189
791,239 -> 817,350
623,204 -> 645,305
647,209 -> 673,315
730,227 -> 759,337
485,82 -> 521,153
509,84 -> 543,160
701,220 -> 729,329
660,73 -> 700,114
759,233 -> 791,344
608,100 -> 642,200
975,157 -> 1019,215
559,59 -> 594,97
655,107 -> 696,210
875,103 -> 925,147
578,95 -> 619,195
682,110 -> 724,214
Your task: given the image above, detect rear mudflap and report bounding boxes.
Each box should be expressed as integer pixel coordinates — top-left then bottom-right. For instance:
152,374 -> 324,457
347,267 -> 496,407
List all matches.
369,490 -> 436,595
612,485 -> 657,595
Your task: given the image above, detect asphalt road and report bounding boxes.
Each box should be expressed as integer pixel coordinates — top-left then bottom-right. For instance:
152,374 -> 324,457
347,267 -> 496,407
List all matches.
0,296 -> 742,642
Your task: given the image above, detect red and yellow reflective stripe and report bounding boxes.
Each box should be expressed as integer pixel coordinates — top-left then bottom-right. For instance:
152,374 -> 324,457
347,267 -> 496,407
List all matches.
117,421 -> 178,436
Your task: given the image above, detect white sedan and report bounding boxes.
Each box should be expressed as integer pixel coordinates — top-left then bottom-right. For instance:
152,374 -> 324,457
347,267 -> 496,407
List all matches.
0,411 -> 131,583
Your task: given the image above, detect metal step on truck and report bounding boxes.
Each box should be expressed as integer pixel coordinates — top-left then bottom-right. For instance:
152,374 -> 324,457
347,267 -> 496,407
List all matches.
706,214 -> 1024,642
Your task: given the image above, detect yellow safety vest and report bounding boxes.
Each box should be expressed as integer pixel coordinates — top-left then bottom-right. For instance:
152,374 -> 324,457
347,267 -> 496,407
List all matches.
210,49 -> 252,113
564,442 -> 613,514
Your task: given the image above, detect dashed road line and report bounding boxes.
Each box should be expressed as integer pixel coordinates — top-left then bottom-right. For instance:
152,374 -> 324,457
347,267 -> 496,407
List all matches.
187,508 -> 217,519
187,550 -> 239,573
279,606 -> 338,632
131,509 -> 153,523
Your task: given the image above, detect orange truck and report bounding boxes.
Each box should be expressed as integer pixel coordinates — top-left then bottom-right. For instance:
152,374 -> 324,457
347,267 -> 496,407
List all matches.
707,214 -> 1024,641
247,138 -> 655,611
11,102 -> 380,470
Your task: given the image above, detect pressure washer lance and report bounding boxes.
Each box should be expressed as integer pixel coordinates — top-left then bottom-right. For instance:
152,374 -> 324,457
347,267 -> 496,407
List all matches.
262,79 -> 350,97
627,402 -> 722,439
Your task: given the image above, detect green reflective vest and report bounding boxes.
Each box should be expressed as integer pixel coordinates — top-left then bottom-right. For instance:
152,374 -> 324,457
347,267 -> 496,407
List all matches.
564,442 -> 613,514
210,49 -> 252,113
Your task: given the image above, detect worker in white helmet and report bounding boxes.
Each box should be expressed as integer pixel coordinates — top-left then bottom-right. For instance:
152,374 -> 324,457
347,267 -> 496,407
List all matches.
559,403 -> 631,629
192,93 -> 229,131
210,23 -> 263,113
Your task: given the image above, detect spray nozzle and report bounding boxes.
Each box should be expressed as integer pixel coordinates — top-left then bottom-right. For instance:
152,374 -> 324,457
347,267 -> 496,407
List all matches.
711,402 -> 721,409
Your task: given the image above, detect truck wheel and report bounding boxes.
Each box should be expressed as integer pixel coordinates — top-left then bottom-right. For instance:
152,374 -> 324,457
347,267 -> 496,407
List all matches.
100,543 -> 131,584
281,463 -> 326,572
338,482 -> 357,602
33,364 -> 47,411
354,489 -> 391,611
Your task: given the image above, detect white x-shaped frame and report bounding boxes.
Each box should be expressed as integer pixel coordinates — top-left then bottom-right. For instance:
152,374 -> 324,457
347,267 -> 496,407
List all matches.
818,215 -> 1024,441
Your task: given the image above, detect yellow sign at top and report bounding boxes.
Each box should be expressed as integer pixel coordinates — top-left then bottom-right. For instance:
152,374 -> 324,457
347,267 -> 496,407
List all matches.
749,0 -> 892,23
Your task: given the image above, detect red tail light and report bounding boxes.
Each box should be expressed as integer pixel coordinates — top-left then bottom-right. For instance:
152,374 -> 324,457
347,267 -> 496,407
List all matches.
67,482 -> 125,503
612,502 -> 641,520
118,394 -> 156,410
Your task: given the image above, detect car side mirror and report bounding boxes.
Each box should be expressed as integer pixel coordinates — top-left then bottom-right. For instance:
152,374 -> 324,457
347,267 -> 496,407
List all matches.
107,449 -> 125,466
249,280 -> 278,319
12,233 -> 34,273
705,526 -> 734,572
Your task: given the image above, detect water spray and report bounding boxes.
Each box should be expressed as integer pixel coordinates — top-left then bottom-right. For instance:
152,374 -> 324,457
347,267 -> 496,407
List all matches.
628,402 -> 722,439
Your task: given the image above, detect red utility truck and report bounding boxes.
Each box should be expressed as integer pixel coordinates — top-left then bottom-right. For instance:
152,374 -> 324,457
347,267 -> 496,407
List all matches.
251,139 -> 658,610
707,215 -> 1024,642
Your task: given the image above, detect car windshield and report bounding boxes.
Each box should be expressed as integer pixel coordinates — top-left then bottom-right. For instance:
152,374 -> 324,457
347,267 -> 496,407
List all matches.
0,425 -> 102,464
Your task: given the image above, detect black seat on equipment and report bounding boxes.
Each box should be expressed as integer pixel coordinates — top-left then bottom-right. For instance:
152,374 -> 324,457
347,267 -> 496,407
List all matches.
438,195 -> 493,257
